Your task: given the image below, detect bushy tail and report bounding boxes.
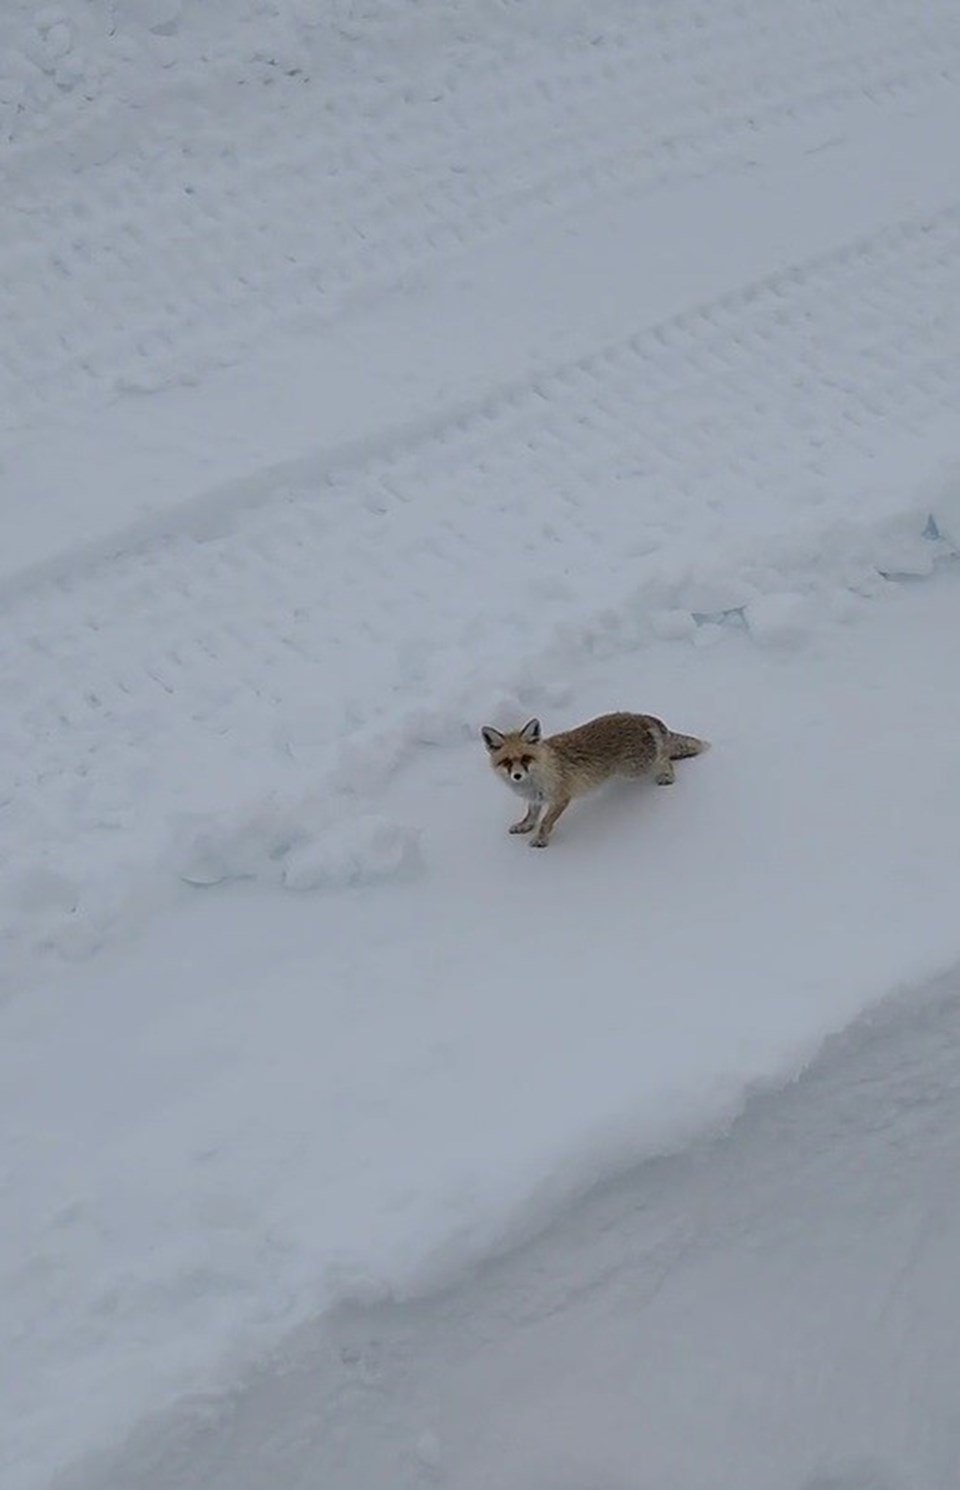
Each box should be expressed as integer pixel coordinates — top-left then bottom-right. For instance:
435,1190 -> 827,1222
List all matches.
667,731 -> 710,760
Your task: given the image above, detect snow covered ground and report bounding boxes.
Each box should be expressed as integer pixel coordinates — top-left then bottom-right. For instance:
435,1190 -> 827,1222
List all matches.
54,960 -> 960,1490
3,1 -> 960,1487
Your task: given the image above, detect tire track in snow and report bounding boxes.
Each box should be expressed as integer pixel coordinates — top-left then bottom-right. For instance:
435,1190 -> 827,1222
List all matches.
2,198 -> 960,989
4,0 -> 960,426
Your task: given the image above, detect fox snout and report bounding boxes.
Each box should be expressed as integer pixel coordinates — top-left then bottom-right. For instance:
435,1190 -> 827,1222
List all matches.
494,753 -> 536,785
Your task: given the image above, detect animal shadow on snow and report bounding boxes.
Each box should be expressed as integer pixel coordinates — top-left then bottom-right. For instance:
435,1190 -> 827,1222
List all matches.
543,775 -> 670,850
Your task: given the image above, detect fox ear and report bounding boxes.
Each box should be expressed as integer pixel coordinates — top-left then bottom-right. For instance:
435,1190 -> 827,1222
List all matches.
481,725 -> 505,752
520,718 -> 541,744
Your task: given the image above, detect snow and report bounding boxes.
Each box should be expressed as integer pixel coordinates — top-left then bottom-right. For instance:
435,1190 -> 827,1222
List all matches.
3,1 -> 960,1487
60,965 -> 960,1490
8,573 -> 960,1490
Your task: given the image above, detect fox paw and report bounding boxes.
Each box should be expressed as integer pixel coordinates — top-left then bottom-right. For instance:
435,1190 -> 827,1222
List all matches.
509,821 -> 537,834
530,836 -> 550,849
654,771 -> 675,786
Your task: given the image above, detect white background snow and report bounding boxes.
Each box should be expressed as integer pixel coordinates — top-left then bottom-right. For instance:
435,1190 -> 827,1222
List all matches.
3,2 -> 960,1488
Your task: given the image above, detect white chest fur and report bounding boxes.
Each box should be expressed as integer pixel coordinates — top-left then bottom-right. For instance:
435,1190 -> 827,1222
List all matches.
505,770 -> 545,804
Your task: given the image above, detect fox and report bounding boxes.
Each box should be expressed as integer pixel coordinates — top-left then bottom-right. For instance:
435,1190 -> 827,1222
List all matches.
480,711 -> 709,848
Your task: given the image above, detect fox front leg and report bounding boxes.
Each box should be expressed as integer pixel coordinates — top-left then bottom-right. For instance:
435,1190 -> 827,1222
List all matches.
510,802 -> 541,835
530,796 -> 570,848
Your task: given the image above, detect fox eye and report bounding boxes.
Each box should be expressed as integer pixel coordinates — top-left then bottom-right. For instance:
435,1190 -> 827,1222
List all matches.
520,755 -> 533,768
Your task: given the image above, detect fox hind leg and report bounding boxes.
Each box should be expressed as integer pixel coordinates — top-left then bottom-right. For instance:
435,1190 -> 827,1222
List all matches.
653,750 -> 675,786
510,803 -> 541,835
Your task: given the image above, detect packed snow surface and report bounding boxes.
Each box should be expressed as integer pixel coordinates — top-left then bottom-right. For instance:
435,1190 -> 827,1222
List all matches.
57,964 -> 960,1490
3,1 -> 960,1487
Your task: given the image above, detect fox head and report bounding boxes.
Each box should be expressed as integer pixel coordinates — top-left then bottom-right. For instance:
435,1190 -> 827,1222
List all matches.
480,718 -> 542,787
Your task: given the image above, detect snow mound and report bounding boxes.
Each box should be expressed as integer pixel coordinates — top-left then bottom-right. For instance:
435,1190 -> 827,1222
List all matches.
176,799 -> 421,893
743,591 -> 812,647
281,816 -> 421,892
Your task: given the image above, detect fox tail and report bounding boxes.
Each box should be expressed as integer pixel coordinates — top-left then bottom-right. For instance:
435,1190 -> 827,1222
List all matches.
667,731 -> 710,760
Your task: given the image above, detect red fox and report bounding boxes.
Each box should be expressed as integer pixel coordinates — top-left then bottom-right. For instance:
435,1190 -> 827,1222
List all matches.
481,712 -> 709,847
